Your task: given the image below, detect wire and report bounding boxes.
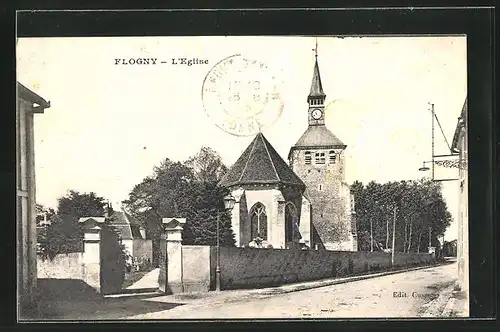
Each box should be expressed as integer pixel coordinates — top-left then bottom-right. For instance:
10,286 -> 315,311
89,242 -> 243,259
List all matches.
432,107 -> 452,152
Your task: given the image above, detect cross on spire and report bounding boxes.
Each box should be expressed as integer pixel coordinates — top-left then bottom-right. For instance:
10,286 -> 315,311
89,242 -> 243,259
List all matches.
312,37 -> 318,58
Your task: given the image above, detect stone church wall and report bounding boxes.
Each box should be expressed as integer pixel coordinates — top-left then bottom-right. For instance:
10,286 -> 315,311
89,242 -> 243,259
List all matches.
291,149 -> 353,249
233,186 -> 309,249
240,188 -> 284,247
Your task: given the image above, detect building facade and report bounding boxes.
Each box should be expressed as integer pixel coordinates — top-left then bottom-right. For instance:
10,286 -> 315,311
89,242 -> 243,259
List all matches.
105,205 -> 152,263
451,98 -> 468,310
219,133 -> 311,249
17,83 -> 50,314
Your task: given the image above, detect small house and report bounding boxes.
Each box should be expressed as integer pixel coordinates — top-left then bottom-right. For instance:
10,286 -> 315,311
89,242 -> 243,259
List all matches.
106,207 -> 152,265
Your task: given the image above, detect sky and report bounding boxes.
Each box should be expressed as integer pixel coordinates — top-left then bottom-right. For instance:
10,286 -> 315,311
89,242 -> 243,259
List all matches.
17,36 -> 467,241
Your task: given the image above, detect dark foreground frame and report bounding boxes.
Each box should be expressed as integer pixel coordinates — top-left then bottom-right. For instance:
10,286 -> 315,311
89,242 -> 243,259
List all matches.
3,4 -> 496,330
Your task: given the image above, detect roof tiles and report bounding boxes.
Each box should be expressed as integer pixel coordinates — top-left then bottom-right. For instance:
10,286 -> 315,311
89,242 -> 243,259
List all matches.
219,133 -> 305,189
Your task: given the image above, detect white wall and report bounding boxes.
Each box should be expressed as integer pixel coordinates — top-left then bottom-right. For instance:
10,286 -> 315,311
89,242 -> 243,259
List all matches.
37,253 -> 84,279
132,239 -> 153,262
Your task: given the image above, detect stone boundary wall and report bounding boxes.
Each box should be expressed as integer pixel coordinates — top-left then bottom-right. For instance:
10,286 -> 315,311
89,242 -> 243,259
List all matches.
37,251 -> 101,293
216,247 -> 435,290
182,245 -> 212,292
157,218 -> 434,295
37,253 -> 84,280
36,218 -> 127,295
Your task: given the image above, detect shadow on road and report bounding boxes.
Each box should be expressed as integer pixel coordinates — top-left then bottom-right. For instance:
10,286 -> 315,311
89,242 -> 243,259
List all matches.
22,279 -> 184,321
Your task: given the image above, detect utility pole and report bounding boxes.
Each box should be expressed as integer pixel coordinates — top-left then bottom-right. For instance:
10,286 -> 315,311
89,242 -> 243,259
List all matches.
430,102 -> 435,181
216,213 -> 221,291
391,205 -> 396,267
386,216 -> 389,250
428,226 -> 432,252
370,217 -> 373,252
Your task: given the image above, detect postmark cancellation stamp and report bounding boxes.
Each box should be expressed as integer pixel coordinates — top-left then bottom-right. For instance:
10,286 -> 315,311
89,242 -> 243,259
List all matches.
201,54 -> 285,137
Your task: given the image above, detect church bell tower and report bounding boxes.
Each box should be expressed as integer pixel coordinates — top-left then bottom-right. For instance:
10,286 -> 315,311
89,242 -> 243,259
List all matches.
288,41 -> 357,251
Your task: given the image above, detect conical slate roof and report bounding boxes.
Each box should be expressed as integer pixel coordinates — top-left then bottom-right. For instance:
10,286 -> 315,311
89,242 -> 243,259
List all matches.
308,57 -> 326,99
219,133 -> 305,188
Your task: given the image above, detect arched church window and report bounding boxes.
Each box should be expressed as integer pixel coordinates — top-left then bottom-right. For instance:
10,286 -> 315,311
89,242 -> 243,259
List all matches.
315,152 -> 325,164
305,151 -> 312,164
250,203 -> 267,240
329,151 -> 337,163
285,203 -> 299,243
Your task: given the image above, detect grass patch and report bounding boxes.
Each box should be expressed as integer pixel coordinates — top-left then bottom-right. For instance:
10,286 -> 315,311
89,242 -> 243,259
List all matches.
173,292 -> 217,301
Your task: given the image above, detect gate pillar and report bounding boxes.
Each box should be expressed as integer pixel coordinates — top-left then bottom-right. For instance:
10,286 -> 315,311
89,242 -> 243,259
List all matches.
158,218 -> 186,294
79,217 -> 105,293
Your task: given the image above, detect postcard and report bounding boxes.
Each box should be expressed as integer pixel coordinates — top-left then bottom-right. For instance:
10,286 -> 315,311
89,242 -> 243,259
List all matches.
17,34 -> 468,320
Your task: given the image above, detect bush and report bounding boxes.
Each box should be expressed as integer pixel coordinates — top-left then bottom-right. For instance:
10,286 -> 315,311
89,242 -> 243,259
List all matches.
126,256 -> 153,273
100,224 -> 127,294
38,215 -> 84,260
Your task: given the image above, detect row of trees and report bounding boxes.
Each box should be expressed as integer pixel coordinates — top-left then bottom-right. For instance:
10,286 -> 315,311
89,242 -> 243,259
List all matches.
350,179 -> 452,253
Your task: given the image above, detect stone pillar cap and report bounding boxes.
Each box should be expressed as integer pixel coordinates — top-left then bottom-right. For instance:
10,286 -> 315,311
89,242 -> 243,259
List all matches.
78,217 -> 106,229
162,218 -> 187,229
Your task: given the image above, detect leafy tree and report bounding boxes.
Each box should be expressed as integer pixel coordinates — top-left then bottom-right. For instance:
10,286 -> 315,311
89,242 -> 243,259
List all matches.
123,159 -> 194,239
442,240 -> 457,257
57,190 -> 106,219
184,146 -> 228,183
181,181 -> 235,246
39,190 -> 106,258
350,181 -> 368,250
39,214 -> 84,259
123,148 -> 235,264
351,179 -> 452,254
35,204 -> 56,226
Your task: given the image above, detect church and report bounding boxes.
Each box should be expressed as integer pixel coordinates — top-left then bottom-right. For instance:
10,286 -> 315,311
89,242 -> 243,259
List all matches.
219,51 -> 358,251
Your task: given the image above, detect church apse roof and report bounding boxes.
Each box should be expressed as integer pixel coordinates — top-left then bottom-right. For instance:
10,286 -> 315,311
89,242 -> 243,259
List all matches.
219,132 -> 305,189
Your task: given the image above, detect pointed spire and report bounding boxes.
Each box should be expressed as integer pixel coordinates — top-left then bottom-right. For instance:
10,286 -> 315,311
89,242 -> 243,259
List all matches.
308,39 -> 326,101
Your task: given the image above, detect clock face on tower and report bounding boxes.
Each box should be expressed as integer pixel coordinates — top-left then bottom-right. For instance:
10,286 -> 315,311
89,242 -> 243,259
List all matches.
311,108 -> 323,120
